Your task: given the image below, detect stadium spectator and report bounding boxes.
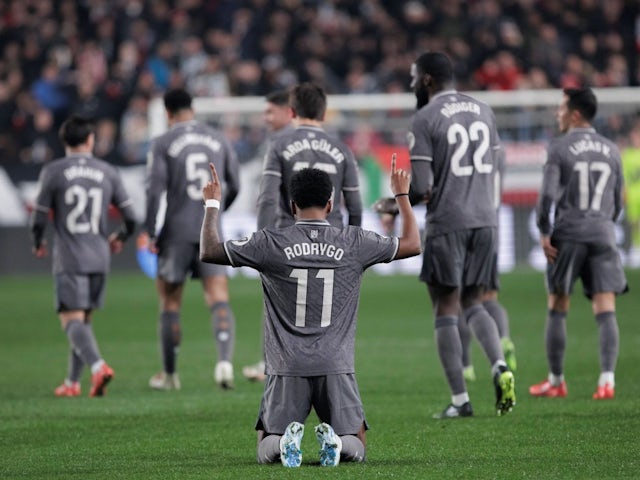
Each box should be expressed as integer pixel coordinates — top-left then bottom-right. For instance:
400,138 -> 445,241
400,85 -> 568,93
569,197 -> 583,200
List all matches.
530,87 -> 627,400
29,114 -> 137,397
199,160 -> 421,467
19,107 -> 63,164
144,88 -> 240,391
0,0 -> 638,168
406,51 -> 515,418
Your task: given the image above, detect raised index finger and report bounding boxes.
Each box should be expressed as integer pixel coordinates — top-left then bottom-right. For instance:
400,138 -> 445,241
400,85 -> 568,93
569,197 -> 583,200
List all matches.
391,153 -> 397,174
209,162 -> 220,183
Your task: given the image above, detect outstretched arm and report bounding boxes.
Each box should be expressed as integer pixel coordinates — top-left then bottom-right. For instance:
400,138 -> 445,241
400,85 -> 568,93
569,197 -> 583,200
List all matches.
200,163 -> 231,265
389,153 -> 421,259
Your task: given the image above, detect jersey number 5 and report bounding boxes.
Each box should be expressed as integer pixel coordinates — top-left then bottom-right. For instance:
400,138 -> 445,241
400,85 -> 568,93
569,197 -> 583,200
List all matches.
290,268 -> 334,327
448,121 -> 492,176
186,153 -> 211,201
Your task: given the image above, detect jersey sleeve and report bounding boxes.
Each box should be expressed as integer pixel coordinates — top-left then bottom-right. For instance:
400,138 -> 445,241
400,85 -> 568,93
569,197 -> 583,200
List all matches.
536,142 -> 561,235
110,167 -> 137,223
409,113 -> 434,197
223,230 -> 268,270
256,143 -> 282,229
357,228 -> 399,268
144,138 -> 168,237
30,165 -> 54,241
342,149 -> 363,225
33,165 -> 55,213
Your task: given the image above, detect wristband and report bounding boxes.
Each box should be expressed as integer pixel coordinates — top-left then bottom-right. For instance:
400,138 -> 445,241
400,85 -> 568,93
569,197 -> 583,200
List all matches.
204,199 -> 221,209
394,193 -> 409,198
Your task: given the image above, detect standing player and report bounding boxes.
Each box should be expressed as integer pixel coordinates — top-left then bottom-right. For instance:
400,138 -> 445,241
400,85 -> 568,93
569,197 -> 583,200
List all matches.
407,52 -> 515,417
30,114 -> 137,397
200,159 -> 420,467
460,149 -> 517,381
242,88 -> 294,382
529,87 -> 627,400
255,82 -> 362,230
145,88 -> 240,390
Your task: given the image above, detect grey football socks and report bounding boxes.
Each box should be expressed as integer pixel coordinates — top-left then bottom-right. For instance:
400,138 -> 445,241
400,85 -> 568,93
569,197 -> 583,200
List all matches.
65,320 -> 101,367
340,435 -> 365,462
483,299 -> 510,338
66,348 -> 84,383
257,435 -> 281,464
545,309 -> 567,376
595,311 -> 619,373
464,304 -> 503,366
435,315 -> 466,395
160,311 -> 181,374
211,302 -> 235,362
457,315 -> 473,368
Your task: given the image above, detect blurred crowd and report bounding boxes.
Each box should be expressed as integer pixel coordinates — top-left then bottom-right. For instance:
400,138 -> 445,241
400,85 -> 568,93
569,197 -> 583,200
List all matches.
1,0 -> 639,168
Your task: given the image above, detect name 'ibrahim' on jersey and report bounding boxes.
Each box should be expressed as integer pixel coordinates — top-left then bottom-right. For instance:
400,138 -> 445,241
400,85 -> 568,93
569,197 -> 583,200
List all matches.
223,220 -> 398,376
537,127 -> 623,245
145,120 -> 240,243
409,90 -> 501,236
32,153 -> 136,274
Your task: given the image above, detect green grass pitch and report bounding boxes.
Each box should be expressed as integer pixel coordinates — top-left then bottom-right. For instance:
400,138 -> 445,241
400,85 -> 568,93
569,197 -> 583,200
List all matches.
1,270 -> 639,479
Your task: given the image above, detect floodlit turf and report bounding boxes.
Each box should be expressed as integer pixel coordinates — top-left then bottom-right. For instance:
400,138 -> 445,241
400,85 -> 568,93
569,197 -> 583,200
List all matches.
1,270 -> 639,479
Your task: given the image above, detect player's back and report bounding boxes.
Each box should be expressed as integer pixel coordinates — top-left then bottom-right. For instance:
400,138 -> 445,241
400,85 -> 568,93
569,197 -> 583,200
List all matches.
37,153 -> 124,273
152,121 -> 232,243
270,126 -> 359,227
415,91 -> 500,236
550,127 -> 622,244
226,220 -> 396,376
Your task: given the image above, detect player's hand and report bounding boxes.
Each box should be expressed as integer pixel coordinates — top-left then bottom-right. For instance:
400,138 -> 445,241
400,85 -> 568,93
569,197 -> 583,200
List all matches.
202,162 -> 223,202
540,235 -> 557,264
108,232 -> 124,254
32,240 -> 48,258
148,237 -> 159,255
137,232 -> 158,254
389,153 -> 411,197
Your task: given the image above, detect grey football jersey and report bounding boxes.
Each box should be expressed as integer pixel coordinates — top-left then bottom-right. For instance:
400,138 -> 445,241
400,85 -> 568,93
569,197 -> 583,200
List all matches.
537,127 -> 623,244
410,90 -> 501,236
145,120 -> 239,243
224,220 -> 398,376
32,153 -> 135,274
258,125 -> 362,228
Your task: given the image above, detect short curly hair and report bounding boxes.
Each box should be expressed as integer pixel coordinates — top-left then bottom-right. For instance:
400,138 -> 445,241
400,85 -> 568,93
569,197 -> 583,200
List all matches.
290,168 -> 333,210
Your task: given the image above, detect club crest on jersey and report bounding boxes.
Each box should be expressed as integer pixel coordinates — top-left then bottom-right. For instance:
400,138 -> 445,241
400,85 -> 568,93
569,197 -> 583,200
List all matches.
310,230 -> 318,239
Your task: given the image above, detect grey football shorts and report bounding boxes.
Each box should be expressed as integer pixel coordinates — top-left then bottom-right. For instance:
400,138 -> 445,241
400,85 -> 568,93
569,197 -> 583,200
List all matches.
420,227 -> 496,288
54,273 -> 106,312
157,242 -> 227,283
255,374 -> 368,436
546,240 -> 628,298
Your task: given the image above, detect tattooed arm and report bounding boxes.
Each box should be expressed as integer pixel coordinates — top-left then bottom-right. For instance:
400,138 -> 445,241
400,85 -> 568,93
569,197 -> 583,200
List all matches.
199,163 -> 231,265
